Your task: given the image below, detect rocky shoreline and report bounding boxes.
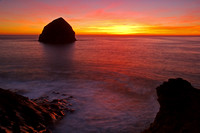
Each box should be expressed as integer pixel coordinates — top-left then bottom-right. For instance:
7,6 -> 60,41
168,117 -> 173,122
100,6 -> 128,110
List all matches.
0,78 -> 199,133
0,88 -> 74,133
143,78 -> 200,133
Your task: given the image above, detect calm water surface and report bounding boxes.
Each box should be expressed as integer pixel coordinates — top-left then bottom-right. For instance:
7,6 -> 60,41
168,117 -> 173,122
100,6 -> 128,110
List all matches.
0,35 -> 200,133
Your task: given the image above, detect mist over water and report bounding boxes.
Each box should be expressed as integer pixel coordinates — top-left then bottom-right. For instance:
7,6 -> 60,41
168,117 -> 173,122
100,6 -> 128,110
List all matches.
0,35 -> 200,132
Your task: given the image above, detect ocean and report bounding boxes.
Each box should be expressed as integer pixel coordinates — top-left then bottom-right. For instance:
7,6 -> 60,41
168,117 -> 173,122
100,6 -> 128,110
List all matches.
0,35 -> 200,133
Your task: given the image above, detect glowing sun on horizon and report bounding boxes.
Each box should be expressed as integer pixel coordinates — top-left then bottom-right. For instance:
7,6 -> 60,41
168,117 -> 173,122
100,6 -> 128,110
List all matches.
112,25 -> 140,34
86,25 -> 143,35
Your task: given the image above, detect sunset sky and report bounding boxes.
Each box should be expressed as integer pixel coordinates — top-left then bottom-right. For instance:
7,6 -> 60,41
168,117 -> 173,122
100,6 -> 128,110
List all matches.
0,0 -> 200,35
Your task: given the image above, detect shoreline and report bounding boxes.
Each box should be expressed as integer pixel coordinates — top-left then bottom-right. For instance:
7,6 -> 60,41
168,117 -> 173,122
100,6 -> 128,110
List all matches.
143,78 -> 200,133
0,88 -> 74,132
0,78 -> 199,132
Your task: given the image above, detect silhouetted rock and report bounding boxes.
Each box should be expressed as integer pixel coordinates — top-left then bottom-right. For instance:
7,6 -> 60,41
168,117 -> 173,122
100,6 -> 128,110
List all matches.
142,78 -> 200,133
39,17 -> 76,44
0,88 -> 73,132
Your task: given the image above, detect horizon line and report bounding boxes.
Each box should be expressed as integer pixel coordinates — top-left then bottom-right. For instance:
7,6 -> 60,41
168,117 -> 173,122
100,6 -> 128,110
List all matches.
0,34 -> 200,37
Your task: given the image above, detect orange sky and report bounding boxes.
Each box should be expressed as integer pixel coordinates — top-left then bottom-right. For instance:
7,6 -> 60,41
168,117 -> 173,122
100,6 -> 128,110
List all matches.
0,0 -> 200,35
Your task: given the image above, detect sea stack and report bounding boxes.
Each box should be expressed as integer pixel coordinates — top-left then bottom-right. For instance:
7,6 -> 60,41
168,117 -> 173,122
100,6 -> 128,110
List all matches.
143,78 -> 200,133
39,17 -> 76,44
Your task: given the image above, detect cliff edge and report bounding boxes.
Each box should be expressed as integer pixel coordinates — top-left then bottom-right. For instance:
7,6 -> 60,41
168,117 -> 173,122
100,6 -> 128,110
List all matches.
143,78 -> 200,133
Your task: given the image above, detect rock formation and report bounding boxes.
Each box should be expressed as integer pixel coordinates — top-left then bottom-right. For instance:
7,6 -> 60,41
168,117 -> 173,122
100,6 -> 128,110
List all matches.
0,88 -> 73,132
142,78 -> 200,133
39,17 -> 76,44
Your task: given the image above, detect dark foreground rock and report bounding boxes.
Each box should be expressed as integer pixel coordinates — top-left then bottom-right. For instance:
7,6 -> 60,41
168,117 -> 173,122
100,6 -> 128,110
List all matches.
143,78 -> 200,133
39,17 -> 76,44
0,88 -> 73,133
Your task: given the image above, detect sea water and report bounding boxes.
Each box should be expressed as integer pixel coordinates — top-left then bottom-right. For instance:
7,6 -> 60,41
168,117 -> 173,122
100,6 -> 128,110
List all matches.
0,35 -> 200,133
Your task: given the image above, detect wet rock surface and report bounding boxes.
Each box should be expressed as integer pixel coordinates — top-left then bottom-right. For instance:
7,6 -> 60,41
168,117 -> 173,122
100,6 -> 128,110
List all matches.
143,78 -> 200,133
0,88 -> 73,133
39,17 -> 76,44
